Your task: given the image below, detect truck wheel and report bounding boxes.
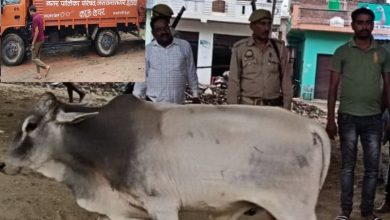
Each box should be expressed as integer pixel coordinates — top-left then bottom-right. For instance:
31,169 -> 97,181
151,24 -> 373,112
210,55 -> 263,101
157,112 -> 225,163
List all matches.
95,29 -> 119,57
1,33 -> 25,66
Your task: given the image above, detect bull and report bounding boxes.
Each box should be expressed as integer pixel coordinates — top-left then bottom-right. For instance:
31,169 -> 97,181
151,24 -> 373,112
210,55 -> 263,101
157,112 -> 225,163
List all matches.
5,92 -> 330,220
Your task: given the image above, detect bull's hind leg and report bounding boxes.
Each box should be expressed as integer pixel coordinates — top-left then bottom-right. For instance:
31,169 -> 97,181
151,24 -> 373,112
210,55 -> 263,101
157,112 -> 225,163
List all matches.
248,190 -> 318,220
241,208 -> 275,220
259,200 -> 317,220
263,206 -> 317,220
210,202 -> 259,220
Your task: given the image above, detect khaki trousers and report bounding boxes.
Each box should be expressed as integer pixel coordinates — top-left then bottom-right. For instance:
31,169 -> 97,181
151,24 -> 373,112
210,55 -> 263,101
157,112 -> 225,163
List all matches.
31,41 -> 47,70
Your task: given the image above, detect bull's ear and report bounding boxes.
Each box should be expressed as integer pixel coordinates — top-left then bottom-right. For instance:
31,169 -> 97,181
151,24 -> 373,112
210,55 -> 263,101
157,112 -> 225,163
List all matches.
55,110 -> 99,124
34,92 -> 57,115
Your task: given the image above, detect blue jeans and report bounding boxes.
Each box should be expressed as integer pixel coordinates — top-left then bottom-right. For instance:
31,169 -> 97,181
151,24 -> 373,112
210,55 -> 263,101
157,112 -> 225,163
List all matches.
338,113 -> 382,216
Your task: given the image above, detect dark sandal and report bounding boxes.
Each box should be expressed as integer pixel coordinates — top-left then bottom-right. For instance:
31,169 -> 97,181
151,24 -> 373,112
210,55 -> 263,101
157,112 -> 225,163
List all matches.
362,215 -> 382,220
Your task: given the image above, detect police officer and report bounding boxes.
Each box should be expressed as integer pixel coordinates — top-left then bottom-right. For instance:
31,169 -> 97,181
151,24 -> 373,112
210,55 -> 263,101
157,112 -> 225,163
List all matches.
227,9 -> 293,110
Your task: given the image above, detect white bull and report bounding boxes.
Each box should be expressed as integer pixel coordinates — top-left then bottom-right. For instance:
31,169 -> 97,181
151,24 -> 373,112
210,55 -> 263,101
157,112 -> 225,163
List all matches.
6,93 -> 331,220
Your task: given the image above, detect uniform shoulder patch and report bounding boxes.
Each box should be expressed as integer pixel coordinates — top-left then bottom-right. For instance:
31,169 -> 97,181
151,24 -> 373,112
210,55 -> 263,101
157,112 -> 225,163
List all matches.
232,38 -> 250,49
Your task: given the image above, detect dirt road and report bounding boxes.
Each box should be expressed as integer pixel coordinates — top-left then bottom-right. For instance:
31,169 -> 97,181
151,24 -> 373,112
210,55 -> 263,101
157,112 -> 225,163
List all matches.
0,83 -> 389,220
1,34 -> 145,82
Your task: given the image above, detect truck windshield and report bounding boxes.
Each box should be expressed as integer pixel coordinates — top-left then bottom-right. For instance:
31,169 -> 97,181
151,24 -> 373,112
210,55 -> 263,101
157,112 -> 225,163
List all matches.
4,0 -> 20,5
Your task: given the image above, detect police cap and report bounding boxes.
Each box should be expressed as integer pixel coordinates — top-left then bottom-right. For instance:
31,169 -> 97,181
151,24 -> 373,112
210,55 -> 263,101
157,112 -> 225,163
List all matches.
249,9 -> 272,23
152,4 -> 174,18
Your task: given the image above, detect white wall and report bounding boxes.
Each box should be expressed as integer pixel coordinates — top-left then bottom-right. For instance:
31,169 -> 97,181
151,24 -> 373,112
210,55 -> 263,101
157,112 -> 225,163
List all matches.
151,0 -> 282,25
177,19 -> 251,84
281,0 -> 290,17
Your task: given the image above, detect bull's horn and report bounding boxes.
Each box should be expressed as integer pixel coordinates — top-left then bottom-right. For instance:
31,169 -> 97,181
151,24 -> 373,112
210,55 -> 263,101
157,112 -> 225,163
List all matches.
56,110 -> 99,124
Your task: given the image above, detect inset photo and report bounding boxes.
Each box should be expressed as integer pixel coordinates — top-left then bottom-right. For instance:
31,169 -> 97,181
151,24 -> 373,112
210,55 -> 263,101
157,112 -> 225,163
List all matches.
1,0 -> 146,82
144,0 -> 288,85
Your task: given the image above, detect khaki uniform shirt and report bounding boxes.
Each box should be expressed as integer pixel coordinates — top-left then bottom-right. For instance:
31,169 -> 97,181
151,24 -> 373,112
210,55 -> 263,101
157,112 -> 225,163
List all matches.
227,37 -> 293,109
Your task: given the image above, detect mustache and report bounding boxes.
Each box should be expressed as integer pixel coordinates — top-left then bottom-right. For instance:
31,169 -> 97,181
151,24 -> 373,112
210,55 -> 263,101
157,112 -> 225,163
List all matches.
359,29 -> 370,33
160,34 -> 170,38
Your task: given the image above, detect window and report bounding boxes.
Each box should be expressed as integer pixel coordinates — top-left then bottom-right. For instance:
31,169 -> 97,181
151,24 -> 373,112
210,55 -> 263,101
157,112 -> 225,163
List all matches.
242,5 -> 245,15
4,0 -> 20,5
184,0 -> 204,13
212,0 -> 226,13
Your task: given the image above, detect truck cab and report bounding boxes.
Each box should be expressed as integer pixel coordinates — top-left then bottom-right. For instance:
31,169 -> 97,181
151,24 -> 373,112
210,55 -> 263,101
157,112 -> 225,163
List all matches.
1,0 -> 31,65
1,0 -> 29,33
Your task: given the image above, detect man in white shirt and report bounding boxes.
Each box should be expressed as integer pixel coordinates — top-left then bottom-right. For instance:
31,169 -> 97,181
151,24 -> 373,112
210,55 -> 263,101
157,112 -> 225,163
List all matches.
134,16 -> 200,104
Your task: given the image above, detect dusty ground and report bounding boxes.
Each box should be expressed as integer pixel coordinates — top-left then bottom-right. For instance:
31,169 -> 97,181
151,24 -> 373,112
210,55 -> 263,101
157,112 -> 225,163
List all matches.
0,83 -> 390,220
1,34 -> 145,82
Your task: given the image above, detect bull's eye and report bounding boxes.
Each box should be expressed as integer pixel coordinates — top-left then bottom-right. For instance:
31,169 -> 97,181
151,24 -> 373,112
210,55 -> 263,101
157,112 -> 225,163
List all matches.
25,123 -> 37,132
21,115 -> 40,133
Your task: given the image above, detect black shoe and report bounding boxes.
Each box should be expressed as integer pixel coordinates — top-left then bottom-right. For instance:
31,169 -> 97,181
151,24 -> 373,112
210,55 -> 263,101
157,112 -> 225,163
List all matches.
376,200 -> 390,213
362,214 -> 382,220
335,214 -> 349,220
335,209 -> 351,220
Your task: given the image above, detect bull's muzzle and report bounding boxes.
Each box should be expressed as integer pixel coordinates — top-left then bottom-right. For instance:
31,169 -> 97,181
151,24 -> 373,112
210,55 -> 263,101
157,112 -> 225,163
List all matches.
0,161 -> 22,175
0,162 -> 5,171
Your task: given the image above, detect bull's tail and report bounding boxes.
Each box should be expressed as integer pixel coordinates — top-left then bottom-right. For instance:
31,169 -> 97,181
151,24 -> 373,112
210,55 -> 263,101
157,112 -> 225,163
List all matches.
310,124 -> 331,188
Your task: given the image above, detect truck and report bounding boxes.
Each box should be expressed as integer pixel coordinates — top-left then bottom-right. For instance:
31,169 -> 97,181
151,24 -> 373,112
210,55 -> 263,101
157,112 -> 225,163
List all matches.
0,0 -> 146,66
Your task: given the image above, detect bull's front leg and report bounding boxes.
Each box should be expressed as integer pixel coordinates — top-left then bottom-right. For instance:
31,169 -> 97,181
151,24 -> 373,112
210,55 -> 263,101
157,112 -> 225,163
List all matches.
153,212 -> 179,220
96,216 -> 149,220
96,215 -> 110,220
144,197 -> 180,220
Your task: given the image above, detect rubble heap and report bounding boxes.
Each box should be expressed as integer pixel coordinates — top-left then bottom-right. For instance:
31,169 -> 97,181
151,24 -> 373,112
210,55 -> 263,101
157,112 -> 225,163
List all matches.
198,84 -> 227,105
292,99 -> 327,124
4,83 -> 328,123
3,82 -> 128,97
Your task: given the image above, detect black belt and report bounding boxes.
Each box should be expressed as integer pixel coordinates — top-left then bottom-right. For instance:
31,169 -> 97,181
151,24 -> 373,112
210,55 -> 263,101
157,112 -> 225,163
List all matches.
241,96 -> 283,107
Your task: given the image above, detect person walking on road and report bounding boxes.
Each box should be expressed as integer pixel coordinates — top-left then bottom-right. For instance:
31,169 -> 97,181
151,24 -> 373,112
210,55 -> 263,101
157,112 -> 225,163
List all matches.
29,5 -> 50,80
63,83 -> 85,103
